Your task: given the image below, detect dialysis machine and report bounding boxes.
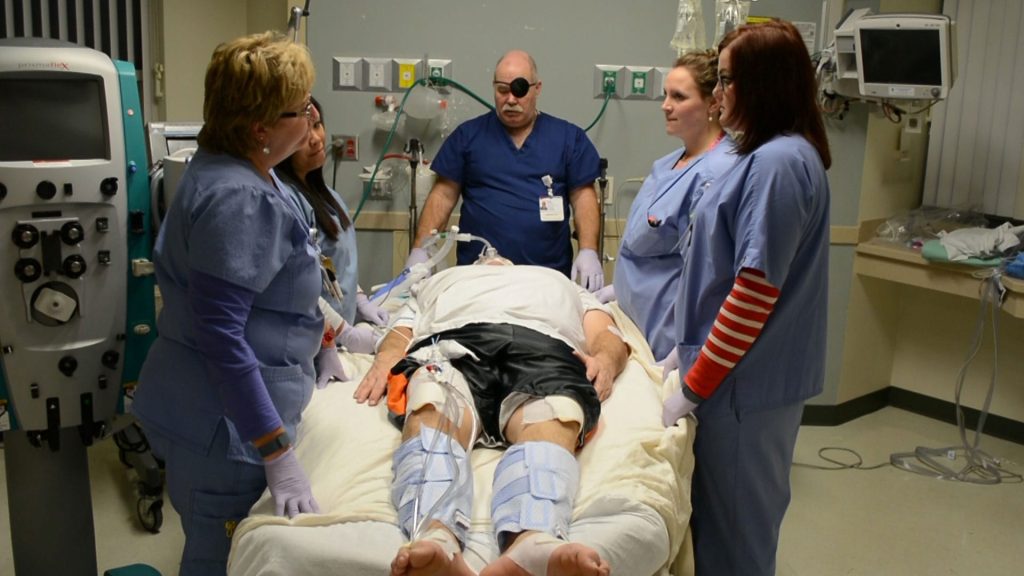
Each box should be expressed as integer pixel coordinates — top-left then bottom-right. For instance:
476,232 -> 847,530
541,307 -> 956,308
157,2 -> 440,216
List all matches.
0,38 -> 157,575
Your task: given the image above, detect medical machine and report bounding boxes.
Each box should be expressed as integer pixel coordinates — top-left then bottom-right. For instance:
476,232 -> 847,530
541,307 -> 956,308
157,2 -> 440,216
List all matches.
829,10 -> 955,101
0,37 -> 158,576
147,121 -> 201,229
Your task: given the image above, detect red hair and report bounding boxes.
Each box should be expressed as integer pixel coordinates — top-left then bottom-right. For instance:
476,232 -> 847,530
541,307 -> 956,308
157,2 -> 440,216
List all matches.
719,20 -> 831,168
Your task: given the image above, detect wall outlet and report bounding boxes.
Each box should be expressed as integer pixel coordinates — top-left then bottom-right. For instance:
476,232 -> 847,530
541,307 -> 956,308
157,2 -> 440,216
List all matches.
332,134 -> 359,161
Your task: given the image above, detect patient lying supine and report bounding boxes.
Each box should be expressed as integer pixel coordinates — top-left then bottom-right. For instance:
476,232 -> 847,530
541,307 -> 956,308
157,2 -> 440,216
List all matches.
355,256 -> 630,576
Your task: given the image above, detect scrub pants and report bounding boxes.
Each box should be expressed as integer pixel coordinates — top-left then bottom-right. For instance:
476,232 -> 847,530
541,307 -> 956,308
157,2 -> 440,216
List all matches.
146,421 -> 266,576
689,401 -> 804,576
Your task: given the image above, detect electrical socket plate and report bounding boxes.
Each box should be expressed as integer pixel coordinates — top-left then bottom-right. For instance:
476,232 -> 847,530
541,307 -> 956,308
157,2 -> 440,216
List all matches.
593,65 -> 623,99
332,57 -> 363,91
332,134 -> 359,161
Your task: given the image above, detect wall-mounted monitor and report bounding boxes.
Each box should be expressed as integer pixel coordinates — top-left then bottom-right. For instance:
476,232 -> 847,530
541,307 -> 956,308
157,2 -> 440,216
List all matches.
855,14 -> 954,100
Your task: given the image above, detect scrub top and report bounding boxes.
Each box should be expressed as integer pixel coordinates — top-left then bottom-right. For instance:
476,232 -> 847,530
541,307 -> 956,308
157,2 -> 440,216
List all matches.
430,112 -> 600,276
676,134 -> 830,417
281,174 -> 360,325
133,149 -> 323,464
614,139 -> 736,360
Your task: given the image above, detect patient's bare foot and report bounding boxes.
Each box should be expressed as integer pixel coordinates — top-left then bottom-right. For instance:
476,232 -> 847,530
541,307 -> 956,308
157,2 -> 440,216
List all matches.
390,540 -> 476,576
480,539 -> 610,576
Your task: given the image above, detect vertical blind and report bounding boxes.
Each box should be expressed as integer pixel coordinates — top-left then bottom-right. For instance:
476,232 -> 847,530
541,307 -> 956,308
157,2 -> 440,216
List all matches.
923,0 -> 1024,219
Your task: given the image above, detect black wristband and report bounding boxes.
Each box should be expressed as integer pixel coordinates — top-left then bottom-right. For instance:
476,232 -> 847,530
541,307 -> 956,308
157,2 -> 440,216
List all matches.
256,431 -> 291,459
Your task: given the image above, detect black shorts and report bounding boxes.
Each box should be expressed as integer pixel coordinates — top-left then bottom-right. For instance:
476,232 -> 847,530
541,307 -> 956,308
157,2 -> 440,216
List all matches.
392,323 -> 600,444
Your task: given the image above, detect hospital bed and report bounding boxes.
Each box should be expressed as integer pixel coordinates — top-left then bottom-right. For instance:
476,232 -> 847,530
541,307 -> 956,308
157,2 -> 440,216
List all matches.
227,305 -> 696,576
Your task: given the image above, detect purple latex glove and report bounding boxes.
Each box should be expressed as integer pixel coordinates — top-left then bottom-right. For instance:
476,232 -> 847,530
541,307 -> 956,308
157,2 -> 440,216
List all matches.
662,390 -> 699,427
315,346 -> 348,388
404,247 -> 430,271
571,248 -> 604,292
338,322 -> 377,354
594,284 -> 616,304
264,448 -> 320,517
657,348 -> 679,383
355,292 -> 389,326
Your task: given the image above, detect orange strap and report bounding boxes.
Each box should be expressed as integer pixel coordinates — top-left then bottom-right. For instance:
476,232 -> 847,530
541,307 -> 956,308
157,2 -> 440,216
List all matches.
386,372 -> 410,416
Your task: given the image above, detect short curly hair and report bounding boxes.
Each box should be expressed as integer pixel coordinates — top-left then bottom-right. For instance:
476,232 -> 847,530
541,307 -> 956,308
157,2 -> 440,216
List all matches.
197,31 -> 315,157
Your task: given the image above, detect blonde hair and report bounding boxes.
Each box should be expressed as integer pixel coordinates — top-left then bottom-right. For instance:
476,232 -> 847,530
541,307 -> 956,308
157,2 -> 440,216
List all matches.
673,49 -> 718,101
197,31 -> 315,157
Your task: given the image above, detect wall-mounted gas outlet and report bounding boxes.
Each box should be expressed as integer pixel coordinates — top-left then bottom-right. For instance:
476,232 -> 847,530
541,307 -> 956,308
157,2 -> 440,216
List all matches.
332,57 -> 363,91
363,58 -> 393,91
593,65 -> 624,98
625,67 -> 654,99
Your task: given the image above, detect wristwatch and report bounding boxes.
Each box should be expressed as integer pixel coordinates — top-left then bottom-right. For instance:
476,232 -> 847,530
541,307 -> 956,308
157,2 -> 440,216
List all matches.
256,431 -> 291,458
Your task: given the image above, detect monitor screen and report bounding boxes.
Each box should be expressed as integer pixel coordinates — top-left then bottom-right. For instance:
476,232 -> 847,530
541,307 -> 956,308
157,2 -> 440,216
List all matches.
0,76 -> 110,161
859,28 -> 943,87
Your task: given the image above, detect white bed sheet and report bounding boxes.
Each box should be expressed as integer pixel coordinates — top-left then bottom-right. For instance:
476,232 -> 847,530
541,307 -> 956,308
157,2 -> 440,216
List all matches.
228,304 -> 696,576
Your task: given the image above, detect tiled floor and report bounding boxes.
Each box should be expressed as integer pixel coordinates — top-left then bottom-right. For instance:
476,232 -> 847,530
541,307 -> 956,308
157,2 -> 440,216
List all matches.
1,406 -> 1021,575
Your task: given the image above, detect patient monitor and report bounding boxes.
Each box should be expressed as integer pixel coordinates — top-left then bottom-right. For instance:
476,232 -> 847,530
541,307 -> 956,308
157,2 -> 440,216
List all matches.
0,38 -> 156,441
829,9 -> 955,101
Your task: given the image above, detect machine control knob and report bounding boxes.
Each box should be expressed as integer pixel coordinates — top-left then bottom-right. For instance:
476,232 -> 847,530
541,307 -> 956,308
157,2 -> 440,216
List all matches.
13,224 -> 39,248
128,161 -> 138,174
60,221 -> 85,245
58,355 -> 78,377
37,180 -> 57,199
62,254 -> 87,278
15,258 -> 42,282
100,177 -> 119,196
0,182 -> 6,200
101,350 -> 120,369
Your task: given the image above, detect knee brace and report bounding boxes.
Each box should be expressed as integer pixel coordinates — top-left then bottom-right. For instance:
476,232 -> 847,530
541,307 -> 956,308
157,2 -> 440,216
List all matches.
391,425 -> 473,546
490,441 -> 580,550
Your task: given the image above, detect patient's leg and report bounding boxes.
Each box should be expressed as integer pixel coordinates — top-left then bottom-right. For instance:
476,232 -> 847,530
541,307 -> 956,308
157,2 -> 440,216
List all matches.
390,365 -> 479,576
482,406 -> 610,576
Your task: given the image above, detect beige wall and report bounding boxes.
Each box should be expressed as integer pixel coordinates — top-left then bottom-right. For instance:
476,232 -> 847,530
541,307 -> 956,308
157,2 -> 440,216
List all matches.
156,0 -> 296,122
161,0 -> 246,121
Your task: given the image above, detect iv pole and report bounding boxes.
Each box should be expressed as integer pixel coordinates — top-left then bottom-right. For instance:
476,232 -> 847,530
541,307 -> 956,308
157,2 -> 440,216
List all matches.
286,0 -> 311,42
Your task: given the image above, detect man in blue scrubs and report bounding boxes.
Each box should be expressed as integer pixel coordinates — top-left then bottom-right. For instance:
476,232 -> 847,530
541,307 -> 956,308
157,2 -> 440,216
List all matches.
404,50 -> 605,291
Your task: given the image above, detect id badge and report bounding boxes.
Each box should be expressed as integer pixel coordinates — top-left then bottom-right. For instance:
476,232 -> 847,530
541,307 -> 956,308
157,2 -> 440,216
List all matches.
320,255 -> 344,302
539,195 -> 565,222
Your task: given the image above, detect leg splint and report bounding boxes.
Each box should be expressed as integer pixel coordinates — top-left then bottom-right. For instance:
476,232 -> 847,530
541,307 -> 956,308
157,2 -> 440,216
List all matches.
391,425 -> 474,546
490,441 -> 580,550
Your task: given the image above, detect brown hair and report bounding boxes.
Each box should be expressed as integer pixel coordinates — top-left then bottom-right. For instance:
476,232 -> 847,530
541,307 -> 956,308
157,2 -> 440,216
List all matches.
718,20 -> 831,168
197,31 -> 315,157
674,49 -> 718,101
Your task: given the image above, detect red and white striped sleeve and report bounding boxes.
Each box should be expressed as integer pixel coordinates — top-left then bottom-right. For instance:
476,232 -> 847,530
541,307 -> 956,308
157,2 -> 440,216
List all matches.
681,268 -> 780,403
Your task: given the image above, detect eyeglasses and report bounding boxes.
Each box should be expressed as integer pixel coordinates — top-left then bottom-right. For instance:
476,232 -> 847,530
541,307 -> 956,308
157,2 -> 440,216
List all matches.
280,99 -> 313,119
717,73 -> 734,89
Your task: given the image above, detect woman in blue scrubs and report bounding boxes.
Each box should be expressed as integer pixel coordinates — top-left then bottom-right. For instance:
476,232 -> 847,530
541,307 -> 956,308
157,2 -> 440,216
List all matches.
133,32 -> 322,575
600,50 -> 736,362
276,97 -> 387,364
663,20 -> 833,576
